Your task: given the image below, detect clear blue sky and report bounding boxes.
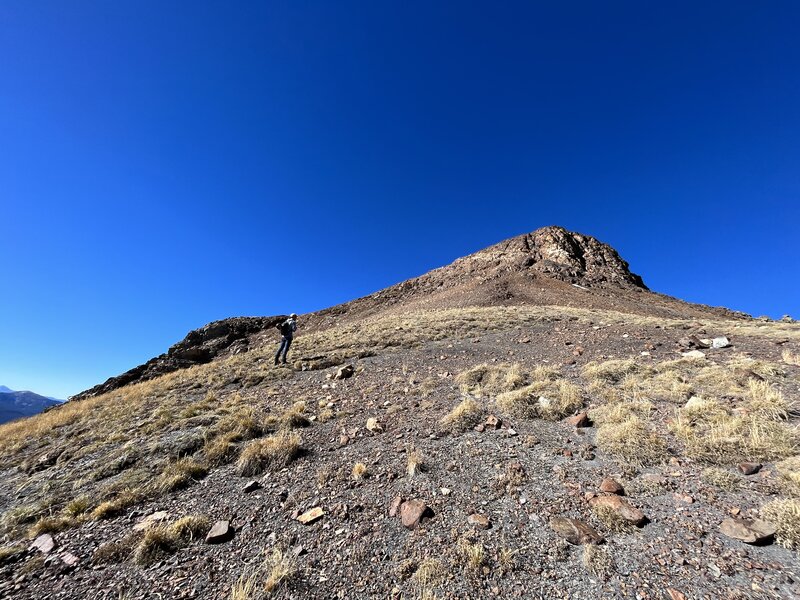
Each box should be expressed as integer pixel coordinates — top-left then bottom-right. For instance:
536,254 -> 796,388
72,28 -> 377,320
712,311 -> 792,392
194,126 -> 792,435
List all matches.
1,1 -> 798,399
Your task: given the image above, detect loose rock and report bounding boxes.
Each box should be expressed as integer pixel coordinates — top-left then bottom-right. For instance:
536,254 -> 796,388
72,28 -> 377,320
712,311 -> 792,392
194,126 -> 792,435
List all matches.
29,534 -> 55,554
589,494 -> 646,526
335,365 -> 355,380
467,513 -> 491,529
738,462 -> 762,475
366,418 -> 384,433
399,499 -> 431,529
566,411 -> 591,427
719,518 -> 775,545
548,517 -> 603,545
205,521 -> 235,544
599,477 -> 624,495
297,507 -> 325,525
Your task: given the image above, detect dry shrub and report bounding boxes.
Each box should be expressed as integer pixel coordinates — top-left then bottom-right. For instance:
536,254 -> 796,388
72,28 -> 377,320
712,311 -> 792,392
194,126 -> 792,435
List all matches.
583,359 -> 645,384
411,558 -> 445,593
204,432 -> 240,466
440,398 -> 484,432
92,532 -> 143,565
236,431 -> 301,476
170,515 -> 211,542
746,380 -> 792,421
761,498 -> 800,550
775,456 -> 800,497
591,504 -> 634,533
264,547 -> 298,593
214,406 -> 267,441
458,539 -> 485,571
456,363 -> 526,397
27,515 -> 74,538
91,488 -> 143,520
280,401 -> 310,429
64,496 -> 90,518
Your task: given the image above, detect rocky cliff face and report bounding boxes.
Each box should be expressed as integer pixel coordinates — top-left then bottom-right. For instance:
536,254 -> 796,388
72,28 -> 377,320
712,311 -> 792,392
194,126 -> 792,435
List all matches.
445,226 -> 647,289
71,316 -> 286,400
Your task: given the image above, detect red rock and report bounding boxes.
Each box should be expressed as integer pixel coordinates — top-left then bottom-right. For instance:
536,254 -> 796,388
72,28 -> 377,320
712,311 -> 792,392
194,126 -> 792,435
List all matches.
599,477 -> 624,495
589,494 -> 646,526
399,499 -> 431,529
205,520 -> 235,543
667,589 -> 687,600
548,517 -> 603,545
566,412 -> 591,427
738,462 -> 762,475
467,513 -> 491,529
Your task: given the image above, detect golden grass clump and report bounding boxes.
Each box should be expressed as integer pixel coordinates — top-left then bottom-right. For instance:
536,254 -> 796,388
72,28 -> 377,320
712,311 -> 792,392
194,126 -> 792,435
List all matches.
91,488 -> 143,520
440,398 -> 484,432
203,432 -> 240,466
27,515 -> 75,538
213,405 -> 266,441
407,446 -> 425,477
156,457 -> 208,492
496,379 -> 583,420
783,349 -> 800,366
236,430 -> 301,476
583,544 -> 614,579
590,400 -> 666,466
761,498 -> 800,550
280,401 -> 311,429
63,496 -> 91,518
411,557 -> 445,593
775,456 -> 800,497
591,504 -> 635,533
458,539 -> 486,571
264,547 -> 299,593
132,514 -> 211,566
746,380 -> 792,421
456,363 -> 526,397
583,359 -> 645,384
92,532 -> 143,565
351,462 -> 368,480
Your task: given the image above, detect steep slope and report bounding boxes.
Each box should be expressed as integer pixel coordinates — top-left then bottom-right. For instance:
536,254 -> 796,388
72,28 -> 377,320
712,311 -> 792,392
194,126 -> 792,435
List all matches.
1,226 -> 798,600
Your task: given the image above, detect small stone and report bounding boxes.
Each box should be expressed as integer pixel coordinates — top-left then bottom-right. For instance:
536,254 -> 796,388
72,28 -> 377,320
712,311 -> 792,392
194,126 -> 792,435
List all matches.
29,534 -> 55,554
681,350 -> 706,359
674,493 -> 694,504
297,507 -> 325,525
667,590 -> 687,600
738,462 -> 762,475
440,488 -> 451,496
339,435 -> 350,447
711,336 -> 732,349
599,477 -> 624,495
485,415 -> 501,429
566,412 -> 591,427
334,365 -> 355,380
467,513 -> 491,529
548,517 -> 603,545
60,552 -> 79,567
473,423 -> 486,433
719,518 -> 775,545
133,511 -> 171,531
588,495 -> 646,526
388,495 -> 403,517
399,499 -> 431,529
243,480 -> 261,493
205,521 -> 234,544
366,418 -> 384,433
506,428 -> 518,437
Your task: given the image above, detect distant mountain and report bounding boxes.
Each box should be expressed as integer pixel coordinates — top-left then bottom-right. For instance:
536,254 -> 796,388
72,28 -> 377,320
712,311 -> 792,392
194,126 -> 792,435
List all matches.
0,388 -> 63,424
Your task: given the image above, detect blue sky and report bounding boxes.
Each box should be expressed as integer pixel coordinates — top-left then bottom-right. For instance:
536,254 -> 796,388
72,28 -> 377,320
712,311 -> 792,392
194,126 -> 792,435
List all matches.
1,1 -> 798,399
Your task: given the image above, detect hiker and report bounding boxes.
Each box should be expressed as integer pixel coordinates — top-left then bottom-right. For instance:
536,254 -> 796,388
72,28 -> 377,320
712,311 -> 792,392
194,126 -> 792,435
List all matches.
275,313 -> 298,365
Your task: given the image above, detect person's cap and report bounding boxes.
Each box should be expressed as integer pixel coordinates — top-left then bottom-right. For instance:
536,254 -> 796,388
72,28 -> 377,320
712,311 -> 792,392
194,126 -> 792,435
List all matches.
290,313 -> 298,318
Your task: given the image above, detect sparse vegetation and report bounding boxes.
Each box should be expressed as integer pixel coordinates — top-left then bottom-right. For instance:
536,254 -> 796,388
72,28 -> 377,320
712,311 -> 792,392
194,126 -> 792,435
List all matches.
701,467 -> 740,491
456,363 -> 526,397
351,462 -> 368,480
583,544 -> 614,579
590,401 -> 667,466
783,349 -> 800,366
236,431 -> 301,476
591,504 -> 635,533
775,456 -> 800,496
132,514 -> 211,566
457,539 -> 486,571
440,398 -> 484,432
407,446 -> 425,476
156,457 -> 209,492
761,498 -> 800,550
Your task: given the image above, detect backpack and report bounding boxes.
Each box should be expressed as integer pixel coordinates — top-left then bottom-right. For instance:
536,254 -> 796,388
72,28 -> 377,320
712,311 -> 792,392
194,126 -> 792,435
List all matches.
278,319 -> 293,337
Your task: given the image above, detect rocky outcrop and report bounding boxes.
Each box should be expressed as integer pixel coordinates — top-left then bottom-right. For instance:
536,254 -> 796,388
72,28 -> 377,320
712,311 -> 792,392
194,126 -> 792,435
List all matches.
71,316 -> 286,400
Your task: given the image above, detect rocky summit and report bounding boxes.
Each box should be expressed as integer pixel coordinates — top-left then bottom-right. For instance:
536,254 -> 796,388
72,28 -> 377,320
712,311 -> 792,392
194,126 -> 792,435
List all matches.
1,226 -> 799,600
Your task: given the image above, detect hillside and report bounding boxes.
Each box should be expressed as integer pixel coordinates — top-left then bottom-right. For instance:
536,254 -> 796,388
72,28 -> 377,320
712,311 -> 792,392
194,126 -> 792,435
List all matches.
0,389 -> 61,425
1,226 -> 799,600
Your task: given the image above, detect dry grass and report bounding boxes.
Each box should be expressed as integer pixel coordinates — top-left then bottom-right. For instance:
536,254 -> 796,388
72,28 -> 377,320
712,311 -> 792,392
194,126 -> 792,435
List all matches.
701,467 -> 740,491
91,488 -> 144,520
411,557 -> 445,595
351,462 -> 368,480
263,548 -> 299,594
775,456 -> 800,497
496,379 -> 583,420
0,544 -> 25,563
280,401 -> 311,429
591,401 -> 667,466
783,349 -> 800,366
591,504 -> 635,533
156,457 -> 208,493
132,514 -> 211,565
583,544 -> 614,579
27,515 -> 75,538
456,363 -> 526,397
236,431 -> 301,476
746,380 -> 792,421
761,498 -> 800,550
92,532 -> 143,565
440,398 -> 484,432
407,446 -> 425,477
457,539 -> 485,571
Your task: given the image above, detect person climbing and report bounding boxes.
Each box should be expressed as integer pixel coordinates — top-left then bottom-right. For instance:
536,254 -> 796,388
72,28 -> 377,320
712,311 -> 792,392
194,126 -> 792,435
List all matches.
275,313 -> 298,365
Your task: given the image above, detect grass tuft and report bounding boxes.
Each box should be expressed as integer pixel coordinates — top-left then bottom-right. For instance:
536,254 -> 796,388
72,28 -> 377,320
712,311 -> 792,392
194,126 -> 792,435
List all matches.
761,498 -> 800,550
236,430 -> 301,476
440,398 -> 484,432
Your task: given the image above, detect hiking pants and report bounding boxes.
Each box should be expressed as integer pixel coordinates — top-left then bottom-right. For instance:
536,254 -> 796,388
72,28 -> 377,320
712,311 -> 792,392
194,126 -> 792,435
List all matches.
276,336 -> 292,363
